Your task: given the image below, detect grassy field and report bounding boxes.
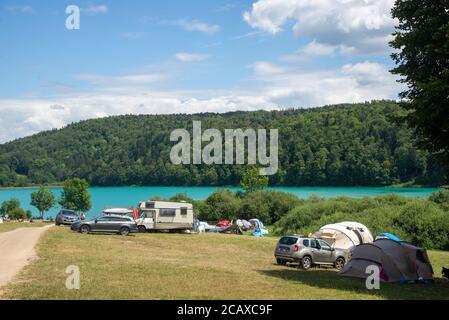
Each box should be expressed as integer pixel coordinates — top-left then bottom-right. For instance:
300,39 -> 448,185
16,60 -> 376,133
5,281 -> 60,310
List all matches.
0,222 -> 51,233
2,227 -> 449,300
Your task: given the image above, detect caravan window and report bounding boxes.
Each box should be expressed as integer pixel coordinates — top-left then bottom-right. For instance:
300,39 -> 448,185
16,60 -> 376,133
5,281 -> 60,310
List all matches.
141,211 -> 155,219
160,208 -> 176,217
181,207 -> 188,215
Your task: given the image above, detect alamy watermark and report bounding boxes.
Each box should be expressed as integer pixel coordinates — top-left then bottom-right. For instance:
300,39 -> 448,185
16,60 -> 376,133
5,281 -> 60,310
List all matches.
365,265 -> 380,290
65,5 -> 80,30
170,121 -> 279,176
65,265 -> 80,290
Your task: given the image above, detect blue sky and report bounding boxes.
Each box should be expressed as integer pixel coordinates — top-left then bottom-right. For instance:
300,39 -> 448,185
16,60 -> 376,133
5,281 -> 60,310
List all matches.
0,0 -> 402,142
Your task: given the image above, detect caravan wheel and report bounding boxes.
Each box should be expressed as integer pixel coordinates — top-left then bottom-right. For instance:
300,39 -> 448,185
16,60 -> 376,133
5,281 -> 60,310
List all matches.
138,226 -> 147,233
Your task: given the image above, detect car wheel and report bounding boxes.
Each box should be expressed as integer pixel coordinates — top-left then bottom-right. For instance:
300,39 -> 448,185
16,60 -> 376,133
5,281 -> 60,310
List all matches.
120,227 -> 130,236
80,225 -> 90,234
301,256 -> 312,270
276,259 -> 287,266
138,226 -> 147,233
334,257 -> 346,270
55,222 -> 60,226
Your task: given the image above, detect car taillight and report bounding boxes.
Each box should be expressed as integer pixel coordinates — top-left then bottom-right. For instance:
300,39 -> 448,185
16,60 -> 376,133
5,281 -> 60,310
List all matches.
294,245 -> 299,252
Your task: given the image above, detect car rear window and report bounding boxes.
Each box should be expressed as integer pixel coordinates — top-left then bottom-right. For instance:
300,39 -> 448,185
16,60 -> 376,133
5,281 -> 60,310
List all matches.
303,239 -> 310,247
279,237 -> 298,245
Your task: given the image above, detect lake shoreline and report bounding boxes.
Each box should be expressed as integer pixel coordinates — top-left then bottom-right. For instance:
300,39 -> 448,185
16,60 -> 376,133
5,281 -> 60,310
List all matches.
0,184 -> 444,191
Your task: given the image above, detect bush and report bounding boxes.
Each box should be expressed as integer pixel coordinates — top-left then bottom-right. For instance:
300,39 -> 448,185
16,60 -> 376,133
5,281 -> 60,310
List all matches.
429,189 -> 449,210
199,189 -> 241,221
273,195 -> 449,250
9,207 -> 27,220
0,198 -> 21,217
197,190 -> 303,224
393,200 -> 449,250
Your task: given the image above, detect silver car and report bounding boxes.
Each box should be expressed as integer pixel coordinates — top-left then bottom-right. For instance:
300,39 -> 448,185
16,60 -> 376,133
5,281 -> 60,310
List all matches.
55,209 -> 79,226
274,235 -> 347,270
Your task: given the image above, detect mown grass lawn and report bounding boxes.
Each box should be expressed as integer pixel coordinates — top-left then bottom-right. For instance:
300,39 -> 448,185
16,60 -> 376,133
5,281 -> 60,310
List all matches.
0,222 -> 50,233
2,227 -> 449,300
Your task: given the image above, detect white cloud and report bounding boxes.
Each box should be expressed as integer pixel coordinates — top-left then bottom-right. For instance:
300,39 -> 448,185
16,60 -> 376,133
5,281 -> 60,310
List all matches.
302,41 -> 337,56
250,60 -> 402,107
0,61 -> 403,143
168,19 -> 221,35
253,61 -> 285,75
174,53 -> 210,62
83,5 -> 108,15
280,41 -> 356,62
243,0 -> 396,53
5,5 -> 34,13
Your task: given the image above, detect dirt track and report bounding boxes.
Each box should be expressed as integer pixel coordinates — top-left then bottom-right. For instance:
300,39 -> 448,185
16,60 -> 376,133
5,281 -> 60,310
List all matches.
0,225 -> 52,289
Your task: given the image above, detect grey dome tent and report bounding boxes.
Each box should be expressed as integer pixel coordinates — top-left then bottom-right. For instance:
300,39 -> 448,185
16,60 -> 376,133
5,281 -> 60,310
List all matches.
339,239 -> 434,283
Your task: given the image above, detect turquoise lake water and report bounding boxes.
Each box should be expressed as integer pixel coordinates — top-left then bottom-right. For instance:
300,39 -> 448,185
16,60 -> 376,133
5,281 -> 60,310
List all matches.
0,186 -> 440,219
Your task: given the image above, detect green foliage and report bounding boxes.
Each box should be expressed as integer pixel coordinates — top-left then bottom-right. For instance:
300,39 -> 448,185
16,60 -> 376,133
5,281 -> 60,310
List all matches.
8,207 -> 27,220
168,193 -> 195,203
0,198 -> 28,220
429,189 -> 449,210
240,166 -> 269,193
0,102 -> 445,187
390,1 -> 449,172
0,198 -> 21,217
393,201 -> 449,250
197,189 -> 302,224
59,178 -> 92,212
274,195 -> 449,250
30,187 -> 56,218
199,189 -> 241,221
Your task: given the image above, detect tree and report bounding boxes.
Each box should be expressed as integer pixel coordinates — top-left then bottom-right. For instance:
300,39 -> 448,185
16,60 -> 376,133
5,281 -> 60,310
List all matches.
390,0 -> 449,177
1,198 -> 21,217
59,178 -> 92,212
240,167 -> 269,193
30,187 -> 56,219
9,207 -> 27,220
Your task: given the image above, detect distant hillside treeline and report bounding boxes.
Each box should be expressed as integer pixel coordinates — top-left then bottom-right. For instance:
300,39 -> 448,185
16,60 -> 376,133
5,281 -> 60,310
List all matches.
0,101 -> 445,187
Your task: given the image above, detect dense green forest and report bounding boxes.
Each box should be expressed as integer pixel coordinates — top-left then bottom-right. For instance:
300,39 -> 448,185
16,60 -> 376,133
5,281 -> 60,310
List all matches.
0,101 -> 445,187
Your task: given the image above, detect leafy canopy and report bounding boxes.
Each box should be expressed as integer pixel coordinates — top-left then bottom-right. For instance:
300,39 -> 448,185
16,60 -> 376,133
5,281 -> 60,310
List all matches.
240,166 -> 269,193
390,0 -> 449,173
30,187 -> 56,218
59,178 -> 92,212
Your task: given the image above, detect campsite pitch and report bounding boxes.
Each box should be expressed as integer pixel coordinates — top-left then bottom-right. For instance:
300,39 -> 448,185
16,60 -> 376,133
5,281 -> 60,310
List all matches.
1,227 -> 449,300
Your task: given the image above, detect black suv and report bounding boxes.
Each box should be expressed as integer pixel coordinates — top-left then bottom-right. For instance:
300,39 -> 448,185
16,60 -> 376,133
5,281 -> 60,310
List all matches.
71,215 -> 138,236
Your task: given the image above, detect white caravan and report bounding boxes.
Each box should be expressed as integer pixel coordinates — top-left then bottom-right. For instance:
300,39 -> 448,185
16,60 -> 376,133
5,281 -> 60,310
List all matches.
136,200 -> 195,232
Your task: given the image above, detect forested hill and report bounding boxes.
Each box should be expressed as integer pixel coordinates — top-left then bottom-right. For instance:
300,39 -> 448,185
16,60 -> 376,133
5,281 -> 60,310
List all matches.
0,101 -> 445,187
